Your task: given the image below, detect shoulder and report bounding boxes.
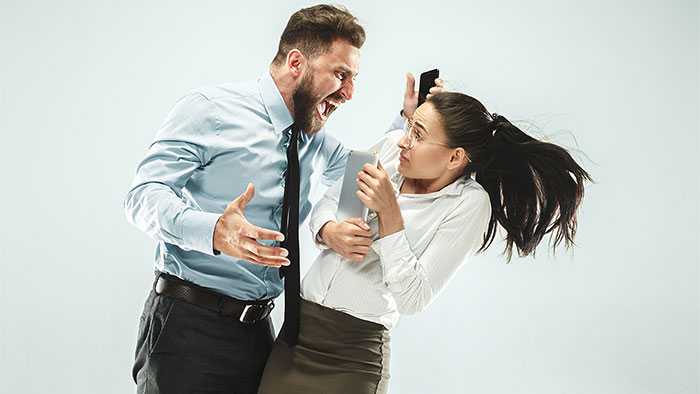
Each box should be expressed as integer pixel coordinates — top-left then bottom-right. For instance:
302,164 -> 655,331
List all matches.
314,128 -> 349,157
452,178 -> 492,221
187,79 -> 260,106
376,128 -> 404,164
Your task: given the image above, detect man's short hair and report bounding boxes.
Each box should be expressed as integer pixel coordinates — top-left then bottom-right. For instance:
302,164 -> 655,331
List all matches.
272,4 -> 366,66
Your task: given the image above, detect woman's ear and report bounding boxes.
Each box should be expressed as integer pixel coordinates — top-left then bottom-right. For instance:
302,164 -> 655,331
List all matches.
447,147 -> 469,170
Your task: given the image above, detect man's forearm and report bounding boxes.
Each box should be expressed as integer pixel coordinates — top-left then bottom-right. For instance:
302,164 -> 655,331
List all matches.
124,183 -> 221,256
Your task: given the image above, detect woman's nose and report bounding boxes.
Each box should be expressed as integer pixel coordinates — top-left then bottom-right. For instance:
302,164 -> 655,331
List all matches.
397,134 -> 410,150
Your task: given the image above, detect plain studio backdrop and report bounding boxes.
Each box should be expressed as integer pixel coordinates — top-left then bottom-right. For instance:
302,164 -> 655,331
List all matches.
1,1 -> 698,393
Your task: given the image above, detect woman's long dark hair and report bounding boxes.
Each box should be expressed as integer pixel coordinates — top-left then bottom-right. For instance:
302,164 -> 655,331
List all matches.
427,92 -> 593,262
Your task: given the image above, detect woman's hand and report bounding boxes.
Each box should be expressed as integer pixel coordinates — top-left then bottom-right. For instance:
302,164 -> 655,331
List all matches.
319,218 -> 373,262
402,73 -> 447,118
356,162 -> 398,214
356,163 -> 405,238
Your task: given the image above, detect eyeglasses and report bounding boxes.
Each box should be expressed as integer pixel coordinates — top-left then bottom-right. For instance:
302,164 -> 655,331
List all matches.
402,117 -> 452,150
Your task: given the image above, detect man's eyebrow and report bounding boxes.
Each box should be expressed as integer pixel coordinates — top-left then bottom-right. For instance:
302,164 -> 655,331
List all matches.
339,66 -> 359,78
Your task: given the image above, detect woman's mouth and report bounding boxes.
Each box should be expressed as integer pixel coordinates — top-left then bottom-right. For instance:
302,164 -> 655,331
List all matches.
400,152 -> 409,162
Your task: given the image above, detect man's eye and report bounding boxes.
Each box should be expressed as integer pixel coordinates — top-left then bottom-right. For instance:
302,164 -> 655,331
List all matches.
336,72 -> 345,81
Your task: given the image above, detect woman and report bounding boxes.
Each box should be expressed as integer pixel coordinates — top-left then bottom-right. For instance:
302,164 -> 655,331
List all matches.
257,90 -> 592,394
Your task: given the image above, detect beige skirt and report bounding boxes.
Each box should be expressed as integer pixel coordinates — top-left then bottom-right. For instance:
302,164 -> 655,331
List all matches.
257,298 -> 391,394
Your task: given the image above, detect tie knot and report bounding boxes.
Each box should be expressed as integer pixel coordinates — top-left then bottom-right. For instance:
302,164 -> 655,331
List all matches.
289,123 -> 299,136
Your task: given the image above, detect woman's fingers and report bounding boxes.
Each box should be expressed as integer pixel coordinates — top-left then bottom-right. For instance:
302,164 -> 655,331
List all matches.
404,72 -> 416,98
361,163 -> 384,178
352,227 -> 373,238
349,253 -> 366,262
352,245 -> 370,254
345,217 -> 370,231
427,79 -> 446,99
357,177 -> 373,195
351,236 -> 373,247
357,169 -> 379,187
355,190 -> 372,208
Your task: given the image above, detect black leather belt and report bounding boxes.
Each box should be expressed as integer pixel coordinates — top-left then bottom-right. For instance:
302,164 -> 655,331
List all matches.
154,272 -> 275,324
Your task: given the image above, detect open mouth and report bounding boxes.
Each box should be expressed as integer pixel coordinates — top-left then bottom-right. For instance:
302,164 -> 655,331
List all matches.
316,99 -> 339,121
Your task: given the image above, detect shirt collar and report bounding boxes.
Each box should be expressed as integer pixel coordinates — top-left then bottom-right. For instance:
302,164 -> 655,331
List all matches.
259,70 -> 294,135
259,70 -> 313,144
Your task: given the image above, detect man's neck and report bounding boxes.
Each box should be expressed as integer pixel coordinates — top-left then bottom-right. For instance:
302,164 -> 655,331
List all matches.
269,66 -> 295,116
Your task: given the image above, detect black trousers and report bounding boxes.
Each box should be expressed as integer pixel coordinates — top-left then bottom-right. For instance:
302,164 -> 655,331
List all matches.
132,274 -> 275,394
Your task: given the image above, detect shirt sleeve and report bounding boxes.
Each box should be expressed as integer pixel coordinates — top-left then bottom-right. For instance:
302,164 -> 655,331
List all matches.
319,131 -> 350,187
318,111 -> 400,189
123,92 -> 222,256
308,176 -> 343,250
388,111 -> 406,132
370,191 -> 492,315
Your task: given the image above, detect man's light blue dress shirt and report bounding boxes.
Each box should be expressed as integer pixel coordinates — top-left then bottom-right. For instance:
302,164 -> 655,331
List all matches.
124,72 -> 350,300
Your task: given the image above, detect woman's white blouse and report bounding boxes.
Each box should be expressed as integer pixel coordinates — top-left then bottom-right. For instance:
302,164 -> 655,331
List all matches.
301,128 -> 492,330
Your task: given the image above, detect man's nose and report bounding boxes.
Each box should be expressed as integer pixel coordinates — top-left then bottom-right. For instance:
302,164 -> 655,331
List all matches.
339,79 -> 354,101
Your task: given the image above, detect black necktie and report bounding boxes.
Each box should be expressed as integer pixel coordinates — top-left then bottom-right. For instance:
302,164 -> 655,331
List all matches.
279,123 -> 301,347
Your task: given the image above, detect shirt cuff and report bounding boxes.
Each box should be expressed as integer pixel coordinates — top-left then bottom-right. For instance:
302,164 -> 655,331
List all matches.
179,209 -> 222,256
371,229 -> 415,281
309,213 -> 336,251
314,232 -> 330,250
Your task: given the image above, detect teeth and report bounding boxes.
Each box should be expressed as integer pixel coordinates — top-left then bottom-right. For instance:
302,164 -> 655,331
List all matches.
316,100 -> 340,120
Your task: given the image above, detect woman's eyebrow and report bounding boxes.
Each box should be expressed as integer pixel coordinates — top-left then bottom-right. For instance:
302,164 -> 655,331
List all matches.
414,120 -> 429,134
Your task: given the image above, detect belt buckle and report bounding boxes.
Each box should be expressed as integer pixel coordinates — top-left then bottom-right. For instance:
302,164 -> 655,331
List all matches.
239,301 -> 274,324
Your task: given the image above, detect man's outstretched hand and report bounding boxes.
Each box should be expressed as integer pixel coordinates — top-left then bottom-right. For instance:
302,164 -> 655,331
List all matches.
213,183 -> 291,268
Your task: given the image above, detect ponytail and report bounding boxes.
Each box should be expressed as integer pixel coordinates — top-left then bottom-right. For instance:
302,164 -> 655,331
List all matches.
471,114 -> 592,261
428,93 -> 593,262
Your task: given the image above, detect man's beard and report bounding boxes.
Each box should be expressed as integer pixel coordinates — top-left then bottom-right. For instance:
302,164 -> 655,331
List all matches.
292,73 -> 324,134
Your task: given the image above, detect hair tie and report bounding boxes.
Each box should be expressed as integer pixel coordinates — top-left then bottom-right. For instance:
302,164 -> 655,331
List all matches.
490,112 -> 504,137
488,113 -> 509,152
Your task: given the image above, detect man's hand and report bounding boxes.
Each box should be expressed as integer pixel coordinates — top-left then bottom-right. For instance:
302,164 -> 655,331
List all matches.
402,73 -> 447,118
319,218 -> 373,262
213,183 -> 291,268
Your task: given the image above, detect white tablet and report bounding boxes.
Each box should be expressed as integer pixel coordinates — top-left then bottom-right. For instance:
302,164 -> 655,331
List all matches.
337,149 -> 379,222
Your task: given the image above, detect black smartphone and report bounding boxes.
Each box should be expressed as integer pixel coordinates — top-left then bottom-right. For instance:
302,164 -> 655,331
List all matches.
418,68 -> 440,107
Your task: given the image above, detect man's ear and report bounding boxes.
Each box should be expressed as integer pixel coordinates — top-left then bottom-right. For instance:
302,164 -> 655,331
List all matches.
286,49 -> 306,78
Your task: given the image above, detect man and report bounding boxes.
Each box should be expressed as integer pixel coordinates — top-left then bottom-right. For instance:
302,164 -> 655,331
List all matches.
124,5 -> 366,393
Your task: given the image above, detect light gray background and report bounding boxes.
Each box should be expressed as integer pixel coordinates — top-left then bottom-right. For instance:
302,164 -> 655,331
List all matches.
1,1 -> 698,393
